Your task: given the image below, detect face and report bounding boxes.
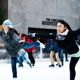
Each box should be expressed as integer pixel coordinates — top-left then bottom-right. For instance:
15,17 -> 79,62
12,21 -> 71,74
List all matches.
2,24 -> 9,30
57,22 -> 67,33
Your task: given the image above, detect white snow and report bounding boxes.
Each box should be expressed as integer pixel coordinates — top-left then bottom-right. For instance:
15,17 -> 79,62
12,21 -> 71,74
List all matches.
0,58 -> 80,80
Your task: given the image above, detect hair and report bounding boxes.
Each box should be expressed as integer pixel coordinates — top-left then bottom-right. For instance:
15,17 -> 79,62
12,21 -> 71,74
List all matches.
57,20 -> 72,31
21,34 -> 27,36
21,34 -> 28,40
9,28 -> 20,36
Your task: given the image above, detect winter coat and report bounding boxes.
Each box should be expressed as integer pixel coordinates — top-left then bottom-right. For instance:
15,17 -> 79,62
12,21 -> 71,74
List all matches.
21,35 -> 35,52
24,38 -> 35,52
43,39 -> 56,53
45,39 -> 55,48
0,29 -> 24,57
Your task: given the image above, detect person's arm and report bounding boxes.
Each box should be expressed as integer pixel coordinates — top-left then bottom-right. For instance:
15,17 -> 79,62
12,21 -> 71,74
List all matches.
72,28 -> 80,37
12,33 -> 40,49
30,33 -> 56,39
12,33 -> 24,43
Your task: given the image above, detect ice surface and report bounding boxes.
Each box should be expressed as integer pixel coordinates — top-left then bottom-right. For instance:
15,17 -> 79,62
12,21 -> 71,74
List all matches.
0,58 -> 80,80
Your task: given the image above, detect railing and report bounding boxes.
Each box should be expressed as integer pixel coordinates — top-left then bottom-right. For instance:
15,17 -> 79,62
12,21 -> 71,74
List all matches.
0,46 -> 9,59
33,46 -> 50,59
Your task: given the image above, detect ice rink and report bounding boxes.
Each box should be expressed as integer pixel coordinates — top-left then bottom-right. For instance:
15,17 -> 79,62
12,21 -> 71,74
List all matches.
0,58 -> 80,80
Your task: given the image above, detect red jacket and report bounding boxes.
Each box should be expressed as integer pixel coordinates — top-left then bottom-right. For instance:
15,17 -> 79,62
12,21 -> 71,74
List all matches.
21,35 -> 35,52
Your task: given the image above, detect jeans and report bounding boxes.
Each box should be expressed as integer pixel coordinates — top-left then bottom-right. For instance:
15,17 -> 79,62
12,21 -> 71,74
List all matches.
17,49 -> 30,65
11,57 -> 17,78
59,49 -> 64,65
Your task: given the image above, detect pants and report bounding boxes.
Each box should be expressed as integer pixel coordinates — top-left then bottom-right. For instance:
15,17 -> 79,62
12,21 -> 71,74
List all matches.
69,57 -> 79,80
28,52 -> 35,65
11,57 -> 17,78
59,49 -> 64,65
50,50 -> 61,65
64,51 -> 68,61
17,49 -> 30,65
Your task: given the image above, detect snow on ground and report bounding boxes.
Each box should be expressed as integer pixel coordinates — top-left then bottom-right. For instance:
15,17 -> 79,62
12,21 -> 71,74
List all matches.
0,58 -> 80,80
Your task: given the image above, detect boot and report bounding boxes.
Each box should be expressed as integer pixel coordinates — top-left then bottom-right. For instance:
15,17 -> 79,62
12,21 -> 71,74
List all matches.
18,63 -> 23,67
49,64 -> 55,67
27,61 -> 32,68
62,62 -> 64,66
32,63 -> 35,66
59,65 -> 62,67
56,63 -> 62,67
70,78 -> 75,80
65,59 -> 69,62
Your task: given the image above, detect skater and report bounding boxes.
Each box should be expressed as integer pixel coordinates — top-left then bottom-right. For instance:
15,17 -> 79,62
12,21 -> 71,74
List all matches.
19,34 -> 35,66
48,41 -> 61,67
30,20 -> 80,80
0,19 -> 40,79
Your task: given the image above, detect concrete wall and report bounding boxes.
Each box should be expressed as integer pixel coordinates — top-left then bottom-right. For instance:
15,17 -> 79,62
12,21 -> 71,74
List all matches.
8,0 -> 80,34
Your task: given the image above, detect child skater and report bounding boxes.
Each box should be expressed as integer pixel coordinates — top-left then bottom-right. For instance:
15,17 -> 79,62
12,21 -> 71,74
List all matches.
18,33 -> 35,67
31,20 -> 80,80
0,19 -> 40,79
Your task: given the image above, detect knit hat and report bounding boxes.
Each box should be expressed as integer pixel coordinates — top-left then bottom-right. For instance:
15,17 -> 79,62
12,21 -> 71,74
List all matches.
2,19 -> 13,28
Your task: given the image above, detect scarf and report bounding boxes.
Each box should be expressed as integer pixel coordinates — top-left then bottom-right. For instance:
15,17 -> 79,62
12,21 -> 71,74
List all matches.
56,29 -> 69,40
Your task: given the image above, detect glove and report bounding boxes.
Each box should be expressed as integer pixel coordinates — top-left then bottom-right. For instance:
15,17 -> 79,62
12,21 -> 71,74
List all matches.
32,33 -> 35,37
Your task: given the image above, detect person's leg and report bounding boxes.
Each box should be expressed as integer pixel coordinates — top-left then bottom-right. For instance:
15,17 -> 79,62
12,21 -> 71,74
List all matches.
55,52 -> 61,67
11,57 -> 17,78
22,42 -> 40,49
18,49 -> 31,67
17,55 -> 23,67
22,52 -> 32,67
69,57 -> 79,80
28,52 -> 35,66
49,44 -> 57,65
60,49 -> 64,66
49,50 -> 55,67
65,51 -> 69,61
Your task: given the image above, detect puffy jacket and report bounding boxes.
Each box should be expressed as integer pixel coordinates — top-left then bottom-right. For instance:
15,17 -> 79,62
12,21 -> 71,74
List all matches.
0,29 -> 24,57
21,35 -> 35,52
24,38 -> 35,52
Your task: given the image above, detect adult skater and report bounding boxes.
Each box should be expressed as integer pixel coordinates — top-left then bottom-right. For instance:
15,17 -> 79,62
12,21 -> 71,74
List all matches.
0,19 -> 40,79
49,41 -> 61,67
30,20 -> 80,80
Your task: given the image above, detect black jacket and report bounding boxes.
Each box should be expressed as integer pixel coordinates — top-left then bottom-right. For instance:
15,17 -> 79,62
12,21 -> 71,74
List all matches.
35,29 -> 80,55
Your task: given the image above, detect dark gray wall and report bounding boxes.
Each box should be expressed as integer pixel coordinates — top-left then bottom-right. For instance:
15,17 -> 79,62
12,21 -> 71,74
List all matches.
0,0 -> 8,20
0,0 -> 8,42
